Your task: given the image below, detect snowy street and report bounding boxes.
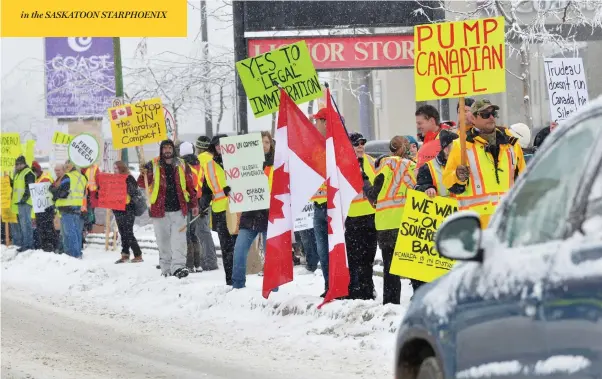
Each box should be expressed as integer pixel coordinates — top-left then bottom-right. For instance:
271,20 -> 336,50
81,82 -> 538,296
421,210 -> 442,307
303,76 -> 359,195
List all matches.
1,245 -> 411,378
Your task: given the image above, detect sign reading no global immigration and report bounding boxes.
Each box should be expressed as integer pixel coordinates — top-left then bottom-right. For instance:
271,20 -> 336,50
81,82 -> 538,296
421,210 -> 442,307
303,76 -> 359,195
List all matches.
236,40 -> 323,118
389,190 -> 459,283
108,97 -> 167,149
414,17 -> 506,101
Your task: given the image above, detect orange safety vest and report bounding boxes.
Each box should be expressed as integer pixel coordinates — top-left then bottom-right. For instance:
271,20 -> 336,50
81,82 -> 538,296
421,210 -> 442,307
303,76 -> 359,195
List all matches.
84,165 -> 99,191
311,182 -> 327,204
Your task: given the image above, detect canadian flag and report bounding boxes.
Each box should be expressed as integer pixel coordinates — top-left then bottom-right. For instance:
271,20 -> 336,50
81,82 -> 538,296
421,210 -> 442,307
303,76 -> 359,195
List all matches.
318,88 -> 364,307
262,89 -> 326,298
110,105 -> 132,121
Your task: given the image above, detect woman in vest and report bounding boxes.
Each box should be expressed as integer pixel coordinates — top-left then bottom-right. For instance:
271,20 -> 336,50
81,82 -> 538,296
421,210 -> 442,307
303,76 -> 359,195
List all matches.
113,161 -> 143,264
231,132 -> 275,289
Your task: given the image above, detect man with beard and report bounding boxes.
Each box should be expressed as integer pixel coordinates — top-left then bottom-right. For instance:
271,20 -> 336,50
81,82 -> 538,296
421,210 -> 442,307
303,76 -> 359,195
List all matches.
139,140 -> 199,279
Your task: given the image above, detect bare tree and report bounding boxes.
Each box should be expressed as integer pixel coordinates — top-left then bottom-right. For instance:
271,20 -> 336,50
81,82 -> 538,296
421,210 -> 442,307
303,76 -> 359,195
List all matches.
414,0 -> 602,125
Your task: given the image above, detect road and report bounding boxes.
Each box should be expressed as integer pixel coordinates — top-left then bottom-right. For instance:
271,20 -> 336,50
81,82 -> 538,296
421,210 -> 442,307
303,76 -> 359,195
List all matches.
1,293 -> 347,379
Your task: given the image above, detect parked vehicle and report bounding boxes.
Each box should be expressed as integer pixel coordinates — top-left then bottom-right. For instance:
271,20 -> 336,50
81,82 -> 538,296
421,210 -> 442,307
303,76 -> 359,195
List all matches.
394,98 -> 602,379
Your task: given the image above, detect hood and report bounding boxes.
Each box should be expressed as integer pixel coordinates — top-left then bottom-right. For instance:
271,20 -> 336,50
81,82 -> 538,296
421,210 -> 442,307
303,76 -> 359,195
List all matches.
181,154 -> 200,166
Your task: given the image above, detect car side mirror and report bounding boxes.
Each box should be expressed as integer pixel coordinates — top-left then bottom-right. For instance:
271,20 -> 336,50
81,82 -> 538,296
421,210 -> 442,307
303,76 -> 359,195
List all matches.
435,212 -> 483,262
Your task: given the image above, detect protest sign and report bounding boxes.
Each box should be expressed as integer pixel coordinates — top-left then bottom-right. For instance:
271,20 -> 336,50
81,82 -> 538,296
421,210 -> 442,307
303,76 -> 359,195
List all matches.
1,133 -> 21,172
50,143 -> 69,169
220,133 -> 270,213
1,207 -> 17,223
102,141 -> 120,172
294,202 -> 315,232
543,58 -> 589,121
21,140 -> 35,166
108,97 -> 167,149
390,190 -> 459,282
28,182 -> 53,213
414,17 -> 506,101
164,106 -> 176,140
1,176 -> 11,209
52,131 -> 73,144
97,173 -> 127,211
236,40 -> 323,118
68,133 -> 100,168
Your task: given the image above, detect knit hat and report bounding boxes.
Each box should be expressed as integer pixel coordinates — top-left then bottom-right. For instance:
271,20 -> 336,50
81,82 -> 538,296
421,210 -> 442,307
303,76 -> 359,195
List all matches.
404,135 -> 418,147
439,129 -> 459,150
15,156 -> 26,166
179,141 -> 194,156
31,161 -> 42,173
196,136 -> 211,150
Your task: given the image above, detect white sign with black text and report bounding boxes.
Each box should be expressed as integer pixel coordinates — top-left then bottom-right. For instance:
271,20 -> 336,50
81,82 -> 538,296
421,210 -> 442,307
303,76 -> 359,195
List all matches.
544,58 -> 589,121
29,182 -> 53,213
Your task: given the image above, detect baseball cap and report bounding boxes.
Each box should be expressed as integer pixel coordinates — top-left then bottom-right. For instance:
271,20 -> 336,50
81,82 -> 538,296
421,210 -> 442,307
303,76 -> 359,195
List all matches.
349,132 -> 367,146
310,108 -> 328,120
470,99 -> 500,115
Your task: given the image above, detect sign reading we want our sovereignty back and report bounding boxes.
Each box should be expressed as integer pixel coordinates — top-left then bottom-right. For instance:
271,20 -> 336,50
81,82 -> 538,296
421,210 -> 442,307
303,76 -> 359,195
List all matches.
389,190 -> 459,283
236,40 -> 324,118
108,97 -> 167,149
414,17 -> 506,101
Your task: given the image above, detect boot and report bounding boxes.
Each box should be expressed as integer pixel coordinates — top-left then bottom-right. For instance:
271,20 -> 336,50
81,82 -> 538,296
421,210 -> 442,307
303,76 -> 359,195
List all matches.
131,256 -> 143,263
173,267 -> 189,279
115,254 -> 129,264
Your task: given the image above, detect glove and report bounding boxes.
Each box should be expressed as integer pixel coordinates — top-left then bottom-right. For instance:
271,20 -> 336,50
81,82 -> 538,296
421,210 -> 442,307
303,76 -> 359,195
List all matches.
456,165 -> 470,182
223,186 -> 231,196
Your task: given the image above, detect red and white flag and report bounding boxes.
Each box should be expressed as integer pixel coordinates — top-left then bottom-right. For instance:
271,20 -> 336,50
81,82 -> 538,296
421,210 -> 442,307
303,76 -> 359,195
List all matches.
262,89 -> 326,298
110,105 -> 132,121
318,88 -> 364,307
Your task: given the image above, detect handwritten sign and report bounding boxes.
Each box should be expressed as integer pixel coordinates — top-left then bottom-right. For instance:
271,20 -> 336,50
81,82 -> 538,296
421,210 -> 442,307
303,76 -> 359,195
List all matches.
294,202 -> 315,231
52,131 -> 73,144
236,40 -> 323,118
21,140 -> 35,166
1,207 -> 17,223
390,190 -> 459,282
544,58 -> 589,121
68,134 -> 100,168
220,133 -> 269,213
50,144 -> 69,169
102,141 -> 119,172
1,133 -> 21,172
414,17 -> 506,101
28,182 -> 53,213
1,176 -> 11,209
108,97 -> 167,149
97,173 -> 128,211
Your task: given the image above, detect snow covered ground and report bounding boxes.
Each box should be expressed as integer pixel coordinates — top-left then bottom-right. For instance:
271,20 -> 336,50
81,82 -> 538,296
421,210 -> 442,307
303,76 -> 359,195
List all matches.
1,243 -> 413,378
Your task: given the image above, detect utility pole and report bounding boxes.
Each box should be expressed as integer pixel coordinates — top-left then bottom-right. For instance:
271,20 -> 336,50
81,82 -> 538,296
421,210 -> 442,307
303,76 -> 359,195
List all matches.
233,0 -> 248,134
201,0 -> 213,138
113,37 -> 128,164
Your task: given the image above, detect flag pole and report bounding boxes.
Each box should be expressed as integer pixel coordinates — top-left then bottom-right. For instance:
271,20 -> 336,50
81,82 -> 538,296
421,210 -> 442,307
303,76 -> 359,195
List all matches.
323,82 -> 350,137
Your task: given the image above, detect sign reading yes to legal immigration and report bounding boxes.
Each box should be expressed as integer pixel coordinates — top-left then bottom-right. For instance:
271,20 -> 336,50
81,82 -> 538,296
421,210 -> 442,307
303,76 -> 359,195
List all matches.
1,133 -> 21,172
68,133 -> 100,168
236,40 -> 323,118
108,97 -> 167,149
414,17 -> 506,101
219,133 -> 270,213
390,190 -> 459,283
544,58 -> 589,121
28,182 -> 53,213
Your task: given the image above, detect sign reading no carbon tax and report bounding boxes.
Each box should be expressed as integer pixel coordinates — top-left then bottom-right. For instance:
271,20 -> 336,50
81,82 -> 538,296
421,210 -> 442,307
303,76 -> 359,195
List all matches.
236,40 -> 323,118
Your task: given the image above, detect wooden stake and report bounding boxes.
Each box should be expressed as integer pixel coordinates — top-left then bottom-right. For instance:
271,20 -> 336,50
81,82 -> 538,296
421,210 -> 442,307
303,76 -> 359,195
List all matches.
458,97 -> 468,166
3,173 -> 11,247
136,147 -> 151,207
104,210 -> 112,251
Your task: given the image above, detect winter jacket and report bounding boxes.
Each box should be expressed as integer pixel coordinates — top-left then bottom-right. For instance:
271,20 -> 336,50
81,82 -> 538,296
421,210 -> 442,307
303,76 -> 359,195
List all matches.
138,158 -> 198,218
10,166 -> 35,204
415,150 -> 447,193
49,173 -> 79,214
199,154 -> 227,211
112,175 -> 138,214
238,152 -> 274,232
533,126 -> 551,149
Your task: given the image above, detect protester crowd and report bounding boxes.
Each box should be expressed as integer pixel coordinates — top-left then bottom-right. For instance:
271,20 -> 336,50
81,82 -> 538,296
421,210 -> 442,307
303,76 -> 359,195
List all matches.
4,95 -> 553,305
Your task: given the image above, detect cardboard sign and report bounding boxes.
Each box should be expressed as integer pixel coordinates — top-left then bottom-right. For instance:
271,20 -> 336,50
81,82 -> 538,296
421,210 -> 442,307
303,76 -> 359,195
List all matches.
414,17 -> 506,101
1,133 -> 21,172
236,40 -> 323,118
97,173 -> 127,211
29,182 -> 53,213
389,190 -> 459,282
52,131 -> 73,144
1,207 -> 17,223
108,97 -> 168,149
220,133 -> 270,213
1,176 -> 11,209
543,58 -> 589,121
294,202 -> 314,231
68,134 -> 100,168
50,144 -> 69,168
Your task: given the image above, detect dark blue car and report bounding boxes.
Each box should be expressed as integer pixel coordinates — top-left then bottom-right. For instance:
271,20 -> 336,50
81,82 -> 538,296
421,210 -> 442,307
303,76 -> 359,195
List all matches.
394,99 -> 602,379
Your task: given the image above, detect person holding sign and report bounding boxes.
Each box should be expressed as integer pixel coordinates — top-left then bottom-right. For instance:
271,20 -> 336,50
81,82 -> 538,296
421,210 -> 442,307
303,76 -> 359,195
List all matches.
139,140 -> 199,279
415,130 -> 459,199
443,99 -> 526,228
365,137 -> 416,305
112,162 -> 144,264
31,161 -> 56,252
10,156 -> 36,252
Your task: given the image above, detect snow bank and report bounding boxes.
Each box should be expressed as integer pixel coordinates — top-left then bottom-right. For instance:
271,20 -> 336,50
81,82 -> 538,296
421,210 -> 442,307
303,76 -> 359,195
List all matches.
456,355 -> 591,378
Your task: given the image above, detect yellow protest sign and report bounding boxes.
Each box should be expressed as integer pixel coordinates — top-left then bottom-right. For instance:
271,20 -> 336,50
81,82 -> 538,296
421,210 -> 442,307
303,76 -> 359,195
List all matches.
1,176 -> 11,209
1,133 -> 21,172
52,131 -> 73,145
236,40 -> 323,118
21,140 -> 35,166
1,207 -> 17,223
390,190 -> 459,282
108,97 -> 168,149
414,17 -> 506,101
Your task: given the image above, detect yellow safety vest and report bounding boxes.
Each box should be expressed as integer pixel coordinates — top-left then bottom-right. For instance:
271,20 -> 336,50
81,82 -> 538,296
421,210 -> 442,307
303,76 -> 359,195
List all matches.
348,154 -> 377,218
311,182 -> 327,204
55,171 -> 87,208
11,168 -> 34,213
84,165 -> 99,191
203,159 -> 228,213
149,159 -> 190,205
426,159 -> 448,197
264,166 -> 274,191
197,152 -> 213,182
375,156 -> 416,231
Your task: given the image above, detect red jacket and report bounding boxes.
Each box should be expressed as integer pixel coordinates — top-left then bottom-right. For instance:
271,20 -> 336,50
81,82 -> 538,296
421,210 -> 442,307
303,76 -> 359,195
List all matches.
137,160 -> 198,218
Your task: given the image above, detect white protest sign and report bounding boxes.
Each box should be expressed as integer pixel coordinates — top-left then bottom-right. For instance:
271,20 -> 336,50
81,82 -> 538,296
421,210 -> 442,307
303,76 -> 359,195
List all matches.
68,133 -> 100,168
29,182 -> 53,213
220,133 -> 269,213
50,144 -> 69,170
294,202 -> 314,231
102,141 -> 119,172
164,107 -> 176,140
544,58 -> 589,121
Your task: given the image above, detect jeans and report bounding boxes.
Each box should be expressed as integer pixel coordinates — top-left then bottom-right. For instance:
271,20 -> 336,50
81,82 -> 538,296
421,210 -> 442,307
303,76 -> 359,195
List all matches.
298,228 -> 319,271
313,204 -> 329,289
17,204 -> 34,250
10,223 -> 21,247
232,228 -> 266,289
61,212 -> 83,258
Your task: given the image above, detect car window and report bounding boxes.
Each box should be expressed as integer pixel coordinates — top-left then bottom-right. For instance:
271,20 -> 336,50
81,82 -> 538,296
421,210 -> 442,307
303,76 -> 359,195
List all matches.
585,158 -> 602,224
498,114 -> 602,248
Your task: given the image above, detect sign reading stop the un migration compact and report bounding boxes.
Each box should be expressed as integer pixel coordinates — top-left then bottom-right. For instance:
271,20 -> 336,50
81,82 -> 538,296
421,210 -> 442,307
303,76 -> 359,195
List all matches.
108,97 -> 167,149
236,40 -> 323,118
414,17 -> 506,101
